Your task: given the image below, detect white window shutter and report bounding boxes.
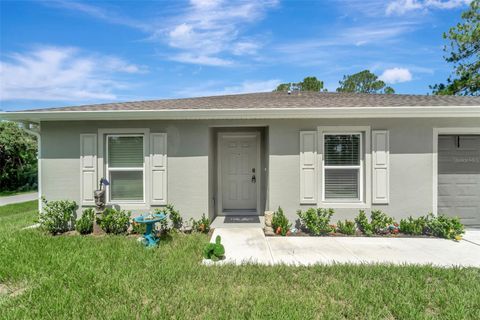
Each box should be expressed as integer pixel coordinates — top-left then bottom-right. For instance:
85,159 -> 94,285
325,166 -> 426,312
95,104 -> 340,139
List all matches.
80,134 -> 97,205
372,130 -> 389,204
150,133 -> 167,205
300,131 -> 317,204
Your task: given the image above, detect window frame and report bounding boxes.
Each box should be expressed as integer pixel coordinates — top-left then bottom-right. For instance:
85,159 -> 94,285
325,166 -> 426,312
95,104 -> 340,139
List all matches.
317,126 -> 371,209
105,134 -> 145,203
322,132 -> 363,203
97,128 -> 150,209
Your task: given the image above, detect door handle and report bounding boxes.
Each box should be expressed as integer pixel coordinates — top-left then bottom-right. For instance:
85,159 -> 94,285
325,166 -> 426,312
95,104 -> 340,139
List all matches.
251,174 -> 256,183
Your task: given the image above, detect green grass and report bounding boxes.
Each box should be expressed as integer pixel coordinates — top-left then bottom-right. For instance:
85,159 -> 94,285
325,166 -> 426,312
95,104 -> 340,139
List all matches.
1,201 -> 479,319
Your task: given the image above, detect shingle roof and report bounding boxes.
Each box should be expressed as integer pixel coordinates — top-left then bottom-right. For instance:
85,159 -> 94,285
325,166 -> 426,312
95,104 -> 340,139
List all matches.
21,92 -> 480,112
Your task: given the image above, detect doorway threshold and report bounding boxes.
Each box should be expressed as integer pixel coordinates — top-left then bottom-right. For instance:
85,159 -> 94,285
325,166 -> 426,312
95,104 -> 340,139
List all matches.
212,216 -> 265,228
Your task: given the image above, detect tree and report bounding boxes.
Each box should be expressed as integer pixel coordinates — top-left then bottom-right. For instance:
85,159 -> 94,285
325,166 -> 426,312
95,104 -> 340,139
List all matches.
431,0 -> 479,96
336,70 -> 395,94
274,76 -> 327,92
0,121 -> 38,192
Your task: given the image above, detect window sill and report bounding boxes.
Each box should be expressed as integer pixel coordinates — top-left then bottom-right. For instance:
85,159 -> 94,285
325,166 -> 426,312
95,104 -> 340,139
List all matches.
319,202 -> 370,209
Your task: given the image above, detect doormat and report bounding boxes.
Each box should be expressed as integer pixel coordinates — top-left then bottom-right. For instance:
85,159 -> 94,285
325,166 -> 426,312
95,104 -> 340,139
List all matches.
224,216 -> 260,224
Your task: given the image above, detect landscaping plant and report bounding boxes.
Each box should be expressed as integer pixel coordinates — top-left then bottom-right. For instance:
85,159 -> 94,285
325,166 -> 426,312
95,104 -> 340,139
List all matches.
354,210 -> 373,236
130,221 -> 146,234
337,220 -> 356,235
425,214 -> 464,240
272,207 -> 292,236
165,204 -> 183,230
98,208 -> 131,234
76,208 -> 95,235
399,216 -> 428,235
370,210 -> 395,234
203,235 -> 225,261
191,213 -> 211,233
39,198 -> 77,235
297,208 -> 334,235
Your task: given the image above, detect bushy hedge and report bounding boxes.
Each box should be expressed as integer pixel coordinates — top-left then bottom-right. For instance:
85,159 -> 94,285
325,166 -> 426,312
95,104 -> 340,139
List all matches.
0,121 -> 38,192
39,198 -> 77,234
99,208 -> 130,234
76,208 -> 95,235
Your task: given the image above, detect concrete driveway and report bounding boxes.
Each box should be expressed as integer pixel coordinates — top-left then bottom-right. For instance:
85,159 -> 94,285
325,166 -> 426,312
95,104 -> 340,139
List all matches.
206,228 -> 480,267
0,192 -> 37,206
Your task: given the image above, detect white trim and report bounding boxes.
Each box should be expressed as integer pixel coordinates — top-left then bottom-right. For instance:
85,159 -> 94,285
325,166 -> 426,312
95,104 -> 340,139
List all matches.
300,131 -> 318,204
106,134 -> 145,203
217,132 -> 261,215
98,128 -> 150,206
80,133 -> 97,206
372,130 -> 390,204
2,105 -> 480,122
318,126 -> 371,209
432,127 -> 480,216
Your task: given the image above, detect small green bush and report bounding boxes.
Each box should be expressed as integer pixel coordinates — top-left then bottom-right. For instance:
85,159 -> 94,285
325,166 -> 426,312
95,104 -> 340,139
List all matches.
370,210 -> 395,234
39,198 -> 77,234
337,220 -> 356,235
426,214 -> 464,239
165,204 -> 183,230
99,208 -> 131,234
203,235 -> 225,261
76,208 -> 95,235
131,221 -> 147,234
355,210 -> 373,236
297,208 -> 334,235
272,207 -> 292,236
400,216 -> 427,235
191,213 -> 210,233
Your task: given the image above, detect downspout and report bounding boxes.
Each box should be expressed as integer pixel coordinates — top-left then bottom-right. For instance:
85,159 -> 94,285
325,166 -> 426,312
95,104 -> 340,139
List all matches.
18,122 -> 41,213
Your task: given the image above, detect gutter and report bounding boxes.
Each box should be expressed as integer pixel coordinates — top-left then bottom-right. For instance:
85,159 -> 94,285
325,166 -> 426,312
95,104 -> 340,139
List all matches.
18,122 -> 42,213
1,105 -> 480,122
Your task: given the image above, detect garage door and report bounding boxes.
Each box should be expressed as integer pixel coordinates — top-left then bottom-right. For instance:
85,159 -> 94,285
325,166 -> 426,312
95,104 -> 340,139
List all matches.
438,135 -> 480,227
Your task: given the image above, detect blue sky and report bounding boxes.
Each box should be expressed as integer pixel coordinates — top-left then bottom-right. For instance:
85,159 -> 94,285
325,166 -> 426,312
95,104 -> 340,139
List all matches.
0,0 -> 472,111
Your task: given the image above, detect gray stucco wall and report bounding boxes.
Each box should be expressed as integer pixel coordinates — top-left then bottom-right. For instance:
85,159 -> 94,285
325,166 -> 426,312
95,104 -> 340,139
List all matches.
40,118 -> 480,222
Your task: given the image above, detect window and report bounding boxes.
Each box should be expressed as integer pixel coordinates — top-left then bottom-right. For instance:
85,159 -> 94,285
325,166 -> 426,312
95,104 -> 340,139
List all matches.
323,133 -> 362,201
106,135 -> 144,202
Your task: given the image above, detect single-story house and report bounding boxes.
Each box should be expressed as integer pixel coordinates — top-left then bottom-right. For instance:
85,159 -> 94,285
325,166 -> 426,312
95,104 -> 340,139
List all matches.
2,92 -> 480,227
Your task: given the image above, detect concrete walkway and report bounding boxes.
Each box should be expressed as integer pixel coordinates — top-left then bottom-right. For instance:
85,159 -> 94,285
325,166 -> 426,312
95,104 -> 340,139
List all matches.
206,228 -> 480,267
0,192 -> 37,206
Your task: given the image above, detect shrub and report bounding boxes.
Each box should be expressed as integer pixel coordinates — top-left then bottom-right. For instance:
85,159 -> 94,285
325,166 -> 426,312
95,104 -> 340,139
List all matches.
165,204 -> 183,230
272,207 -> 292,236
370,210 -> 395,234
426,214 -> 464,239
131,221 -> 147,234
99,208 -> 130,234
297,208 -> 334,235
203,235 -> 225,261
355,210 -> 373,236
191,213 -> 210,233
76,208 -> 95,235
39,198 -> 77,234
337,220 -> 356,235
400,216 -> 427,235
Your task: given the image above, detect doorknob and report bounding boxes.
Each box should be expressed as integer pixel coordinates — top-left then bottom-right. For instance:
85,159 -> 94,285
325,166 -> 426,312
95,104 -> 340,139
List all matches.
251,174 -> 256,183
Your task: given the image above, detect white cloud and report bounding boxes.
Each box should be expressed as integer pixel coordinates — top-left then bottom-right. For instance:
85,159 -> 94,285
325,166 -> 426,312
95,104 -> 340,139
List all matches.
379,67 -> 413,83
169,53 -> 233,66
162,0 -> 278,65
0,46 -> 146,101
386,0 -> 471,15
175,79 -> 281,97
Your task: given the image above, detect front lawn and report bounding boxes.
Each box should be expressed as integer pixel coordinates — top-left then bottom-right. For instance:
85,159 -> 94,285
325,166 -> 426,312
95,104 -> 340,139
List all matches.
1,201 -> 479,319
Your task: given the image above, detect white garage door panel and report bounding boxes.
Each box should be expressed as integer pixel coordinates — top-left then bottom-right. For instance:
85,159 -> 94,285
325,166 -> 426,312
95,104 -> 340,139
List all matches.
438,135 -> 480,227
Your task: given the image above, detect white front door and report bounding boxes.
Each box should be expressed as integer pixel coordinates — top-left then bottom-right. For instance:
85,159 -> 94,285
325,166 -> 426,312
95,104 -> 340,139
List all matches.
219,133 -> 259,213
